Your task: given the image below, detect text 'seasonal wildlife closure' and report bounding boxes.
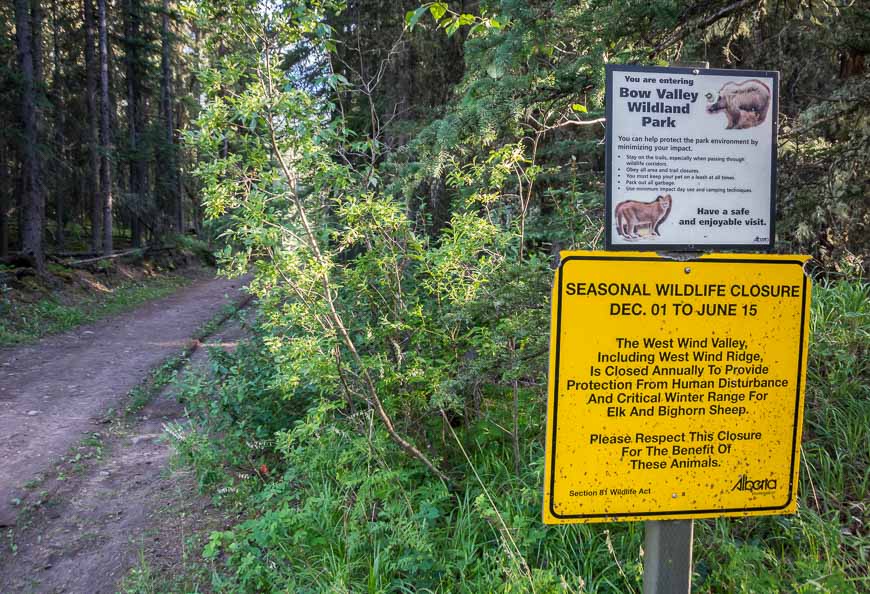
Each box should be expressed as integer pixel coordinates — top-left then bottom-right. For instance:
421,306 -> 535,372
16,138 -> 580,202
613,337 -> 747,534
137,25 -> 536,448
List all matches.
543,252 -> 811,524
605,65 -> 779,251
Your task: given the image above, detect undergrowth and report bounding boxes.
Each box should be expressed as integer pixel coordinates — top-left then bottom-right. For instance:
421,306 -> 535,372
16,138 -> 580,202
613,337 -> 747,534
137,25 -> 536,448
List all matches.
0,273 -> 195,346
160,278 -> 868,593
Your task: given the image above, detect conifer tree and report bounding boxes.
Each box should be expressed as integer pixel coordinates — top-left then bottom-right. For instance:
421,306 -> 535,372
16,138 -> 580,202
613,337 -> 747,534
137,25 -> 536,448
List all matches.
83,0 -> 101,250
96,0 -> 112,254
13,0 -> 44,269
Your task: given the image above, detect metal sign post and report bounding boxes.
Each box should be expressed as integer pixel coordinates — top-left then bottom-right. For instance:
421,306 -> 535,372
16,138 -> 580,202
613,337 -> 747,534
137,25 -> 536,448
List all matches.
643,519 -> 693,594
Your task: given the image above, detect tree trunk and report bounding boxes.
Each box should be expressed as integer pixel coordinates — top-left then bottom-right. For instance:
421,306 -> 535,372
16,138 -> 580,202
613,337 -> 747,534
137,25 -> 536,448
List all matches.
51,0 -> 65,249
0,146 -> 8,258
15,161 -> 24,252
31,0 -> 46,242
189,24 -> 202,234
14,0 -> 45,270
97,0 -> 113,255
83,0 -> 101,251
124,0 -> 145,248
30,0 -> 44,94
160,0 -> 180,233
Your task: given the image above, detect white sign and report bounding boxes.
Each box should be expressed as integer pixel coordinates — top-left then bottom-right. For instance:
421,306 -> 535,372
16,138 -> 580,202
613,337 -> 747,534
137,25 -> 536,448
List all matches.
605,65 -> 778,251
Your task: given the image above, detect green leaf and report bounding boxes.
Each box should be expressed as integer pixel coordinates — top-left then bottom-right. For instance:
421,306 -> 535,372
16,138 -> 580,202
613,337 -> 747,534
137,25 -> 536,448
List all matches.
444,18 -> 461,36
328,73 -> 350,88
405,6 -> 429,30
429,2 -> 448,21
571,103 -> 588,113
486,63 -> 504,79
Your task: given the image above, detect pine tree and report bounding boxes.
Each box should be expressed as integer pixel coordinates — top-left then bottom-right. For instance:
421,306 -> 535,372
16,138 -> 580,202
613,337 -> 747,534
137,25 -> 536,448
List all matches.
96,0 -> 112,254
51,0 -> 65,249
14,0 -> 44,269
159,0 -> 180,232
83,0 -> 101,250
123,0 -> 146,247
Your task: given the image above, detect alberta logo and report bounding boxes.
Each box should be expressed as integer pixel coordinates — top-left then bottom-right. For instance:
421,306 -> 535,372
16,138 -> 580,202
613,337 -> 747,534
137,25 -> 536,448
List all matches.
731,475 -> 777,492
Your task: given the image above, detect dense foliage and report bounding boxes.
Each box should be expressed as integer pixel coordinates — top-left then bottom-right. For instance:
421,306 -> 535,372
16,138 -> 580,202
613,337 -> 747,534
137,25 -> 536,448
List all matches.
1,0 -> 205,265
166,0 -> 869,591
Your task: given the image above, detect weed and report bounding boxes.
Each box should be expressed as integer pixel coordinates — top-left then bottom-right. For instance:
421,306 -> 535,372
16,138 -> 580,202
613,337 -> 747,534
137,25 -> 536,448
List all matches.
124,355 -> 185,417
4,529 -> 16,556
119,548 -> 158,594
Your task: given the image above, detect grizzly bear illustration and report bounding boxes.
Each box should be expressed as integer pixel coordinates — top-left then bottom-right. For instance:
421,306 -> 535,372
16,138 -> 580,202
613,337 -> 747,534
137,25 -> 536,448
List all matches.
706,79 -> 771,130
615,194 -> 672,239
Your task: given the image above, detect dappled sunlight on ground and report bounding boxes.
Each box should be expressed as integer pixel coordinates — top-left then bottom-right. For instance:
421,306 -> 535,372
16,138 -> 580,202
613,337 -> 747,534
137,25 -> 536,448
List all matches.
80,277 -> 112,293
201,341 -> 239,350
147,340 -> 239,350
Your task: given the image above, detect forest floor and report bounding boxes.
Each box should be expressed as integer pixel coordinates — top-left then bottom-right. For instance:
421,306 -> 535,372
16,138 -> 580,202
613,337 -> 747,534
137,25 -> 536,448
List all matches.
0,252 -> 213,347
0,273 -> 250,593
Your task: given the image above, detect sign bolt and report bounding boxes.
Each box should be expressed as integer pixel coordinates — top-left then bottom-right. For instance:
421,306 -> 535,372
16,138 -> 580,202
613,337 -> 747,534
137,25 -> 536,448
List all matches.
684,267 -> 691,274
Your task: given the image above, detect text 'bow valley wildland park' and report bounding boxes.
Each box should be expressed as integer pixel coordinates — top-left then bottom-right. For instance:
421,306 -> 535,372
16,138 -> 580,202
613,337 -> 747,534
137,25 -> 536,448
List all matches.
605,65 -> 779,251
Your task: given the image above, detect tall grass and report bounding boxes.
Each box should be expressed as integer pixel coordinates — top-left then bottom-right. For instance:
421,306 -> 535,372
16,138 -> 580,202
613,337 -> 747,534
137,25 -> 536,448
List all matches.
154,278 -> 868,593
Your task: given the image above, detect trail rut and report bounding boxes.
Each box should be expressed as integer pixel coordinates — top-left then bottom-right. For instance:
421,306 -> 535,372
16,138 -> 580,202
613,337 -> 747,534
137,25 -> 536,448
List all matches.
0,274 -> 247,528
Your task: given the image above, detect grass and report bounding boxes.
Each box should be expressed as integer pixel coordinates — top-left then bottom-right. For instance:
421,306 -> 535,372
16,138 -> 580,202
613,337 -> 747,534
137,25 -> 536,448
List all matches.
120,549 -> 161,594
0,273 -> 196,346
120,529 -> 215,594
131,277 -> 868,593
124,353 -> 189,416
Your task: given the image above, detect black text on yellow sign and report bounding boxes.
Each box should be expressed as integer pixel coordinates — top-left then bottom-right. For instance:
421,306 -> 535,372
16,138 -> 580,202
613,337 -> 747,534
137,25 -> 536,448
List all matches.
543,252 -> 811,524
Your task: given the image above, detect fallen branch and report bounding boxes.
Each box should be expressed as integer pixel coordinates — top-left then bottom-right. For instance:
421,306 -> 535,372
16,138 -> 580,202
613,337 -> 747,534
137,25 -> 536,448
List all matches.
65,248 -> 144,267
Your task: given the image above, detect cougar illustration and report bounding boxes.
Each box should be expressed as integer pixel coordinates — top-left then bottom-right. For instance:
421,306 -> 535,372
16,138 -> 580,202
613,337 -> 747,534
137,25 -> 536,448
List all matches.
706,79 -> 771,130
615,194 -> 672,239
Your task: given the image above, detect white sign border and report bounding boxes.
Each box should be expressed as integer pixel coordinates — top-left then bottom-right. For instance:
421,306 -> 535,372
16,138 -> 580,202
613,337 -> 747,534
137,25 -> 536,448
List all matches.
604,64 -> 779,252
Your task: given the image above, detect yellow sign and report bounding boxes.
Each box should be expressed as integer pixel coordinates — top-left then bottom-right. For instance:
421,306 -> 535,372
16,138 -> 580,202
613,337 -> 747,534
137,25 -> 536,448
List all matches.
543,252 -> 811,524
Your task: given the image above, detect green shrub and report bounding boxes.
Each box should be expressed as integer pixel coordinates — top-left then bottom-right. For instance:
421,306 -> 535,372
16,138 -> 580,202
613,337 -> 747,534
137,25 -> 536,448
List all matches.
173,2 -> 869,591
164,279 -> 865,593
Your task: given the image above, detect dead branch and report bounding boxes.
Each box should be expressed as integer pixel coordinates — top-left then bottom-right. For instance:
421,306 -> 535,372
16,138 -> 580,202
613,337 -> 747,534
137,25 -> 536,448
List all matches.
650,0 -> 761,58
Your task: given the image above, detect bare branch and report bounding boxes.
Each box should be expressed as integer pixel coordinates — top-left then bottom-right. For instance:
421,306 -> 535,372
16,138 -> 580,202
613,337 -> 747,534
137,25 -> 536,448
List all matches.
650,0 -> 761,58
258,40 -> 451,485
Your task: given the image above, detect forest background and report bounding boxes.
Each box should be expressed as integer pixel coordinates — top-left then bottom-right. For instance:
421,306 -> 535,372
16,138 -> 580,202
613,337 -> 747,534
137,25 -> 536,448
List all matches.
2,0 -> 869,592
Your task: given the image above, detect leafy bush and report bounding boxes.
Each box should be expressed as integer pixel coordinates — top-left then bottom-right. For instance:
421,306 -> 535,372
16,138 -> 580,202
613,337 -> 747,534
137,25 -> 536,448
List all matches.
165,280 -> 865,593
170,1 -> 869,592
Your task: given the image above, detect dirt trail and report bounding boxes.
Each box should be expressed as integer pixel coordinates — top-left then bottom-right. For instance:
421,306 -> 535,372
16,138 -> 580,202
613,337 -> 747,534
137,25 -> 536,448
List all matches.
0,275 -> 247,529
0,315 -> 249,593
